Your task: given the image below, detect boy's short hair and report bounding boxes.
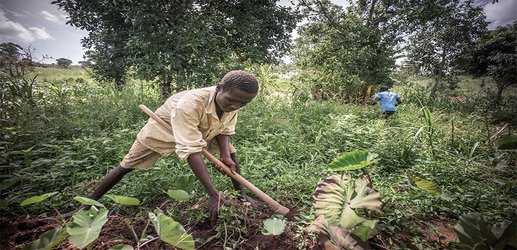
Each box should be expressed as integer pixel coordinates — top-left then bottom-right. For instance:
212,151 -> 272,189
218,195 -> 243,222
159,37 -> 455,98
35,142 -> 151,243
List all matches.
219,70 -> 259,94
380,85 -> 389,92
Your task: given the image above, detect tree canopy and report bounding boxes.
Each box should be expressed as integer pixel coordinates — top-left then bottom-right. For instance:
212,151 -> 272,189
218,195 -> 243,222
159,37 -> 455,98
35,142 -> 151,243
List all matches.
292,0 -> 401,103
460,22 -> 517,101
403,0 -> 487,96
52,0 -> 298,96
56,58 -> 73,68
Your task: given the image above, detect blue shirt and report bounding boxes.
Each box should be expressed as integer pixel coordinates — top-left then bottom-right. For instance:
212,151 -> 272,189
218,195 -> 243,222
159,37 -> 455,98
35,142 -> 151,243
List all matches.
374,91 -> 400,112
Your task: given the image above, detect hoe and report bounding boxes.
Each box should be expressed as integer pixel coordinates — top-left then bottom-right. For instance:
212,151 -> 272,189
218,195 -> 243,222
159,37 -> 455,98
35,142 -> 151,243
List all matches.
139,104 -> 289,215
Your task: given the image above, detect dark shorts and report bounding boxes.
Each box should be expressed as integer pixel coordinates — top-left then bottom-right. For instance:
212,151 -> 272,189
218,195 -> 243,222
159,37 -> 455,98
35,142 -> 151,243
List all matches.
383,111 -> 395,117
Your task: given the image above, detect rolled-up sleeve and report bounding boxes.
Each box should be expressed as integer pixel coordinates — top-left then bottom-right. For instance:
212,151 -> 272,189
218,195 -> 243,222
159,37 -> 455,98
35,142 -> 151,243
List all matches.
220,112 -> 237,136
170,104 -> 207,160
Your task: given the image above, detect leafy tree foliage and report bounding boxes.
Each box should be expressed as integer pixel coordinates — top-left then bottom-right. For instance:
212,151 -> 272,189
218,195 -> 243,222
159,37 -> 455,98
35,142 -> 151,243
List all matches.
53,0 -> 297,97
56,58 -> 73,68
460,22 -> 517,102
0,42 -> 34,82
52,0 -> 132,88
402,0 -> 487,97
292,0 -> 400,103
0,43 -> 37,107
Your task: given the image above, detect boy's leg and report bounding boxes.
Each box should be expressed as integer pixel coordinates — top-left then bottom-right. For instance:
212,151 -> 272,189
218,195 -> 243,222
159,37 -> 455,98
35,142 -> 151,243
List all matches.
90,165 -> 133,200
91,140 -> 161,200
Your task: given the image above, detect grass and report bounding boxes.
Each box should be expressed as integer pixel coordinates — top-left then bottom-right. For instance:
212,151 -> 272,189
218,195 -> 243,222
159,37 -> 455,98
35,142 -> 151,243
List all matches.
1,67 -> 515,249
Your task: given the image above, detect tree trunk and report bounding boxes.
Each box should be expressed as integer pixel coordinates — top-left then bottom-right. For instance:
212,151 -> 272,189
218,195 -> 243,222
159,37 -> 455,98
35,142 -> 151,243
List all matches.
495,83 -> 505,105
430,76 -> 441,99
430,48 -> 447,99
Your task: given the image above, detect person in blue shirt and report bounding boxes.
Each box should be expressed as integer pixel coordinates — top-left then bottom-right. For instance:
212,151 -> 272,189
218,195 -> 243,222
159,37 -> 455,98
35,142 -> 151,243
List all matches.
374,86 -> 401,117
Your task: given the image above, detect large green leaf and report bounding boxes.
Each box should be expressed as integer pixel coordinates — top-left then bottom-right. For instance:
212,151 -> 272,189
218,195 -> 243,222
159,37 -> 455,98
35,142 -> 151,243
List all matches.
173,174 -> 196,193
408,172 -> 441,195
104,195 -> 140,206
149,212 -> 195,250
492,221 -> 517,249
327,151 -> 378,172
23,227 -> 69,250
351,220 -> 378,242
73,196 -> 105,208
66,208 -> 109,249
262,218 -> 286,236
166,190 -> 190,202
454,213 -> 517,250
20,192 -> 58,206
310,215 -> 371,250
313,175 -> 382,231
454,212 -> 496,249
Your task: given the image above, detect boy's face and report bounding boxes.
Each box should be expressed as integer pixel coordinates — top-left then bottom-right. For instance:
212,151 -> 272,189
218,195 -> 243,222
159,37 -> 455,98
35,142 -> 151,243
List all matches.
215,87 -> 256,113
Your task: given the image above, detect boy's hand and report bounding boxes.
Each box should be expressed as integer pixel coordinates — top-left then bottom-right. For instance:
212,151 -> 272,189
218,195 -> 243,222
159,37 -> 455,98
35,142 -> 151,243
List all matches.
218,156 -> 236,175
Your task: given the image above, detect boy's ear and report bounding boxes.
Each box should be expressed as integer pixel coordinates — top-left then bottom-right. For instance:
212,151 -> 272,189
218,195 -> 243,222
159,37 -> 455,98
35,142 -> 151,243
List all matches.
216,84 -> 221,91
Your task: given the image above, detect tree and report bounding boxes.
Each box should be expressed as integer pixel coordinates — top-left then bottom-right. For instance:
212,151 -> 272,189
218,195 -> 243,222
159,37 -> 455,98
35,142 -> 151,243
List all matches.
0,43 -> 37,108
52,0 -> 132,88
127,0 -> 297,97
56,58 -> 73,68
292,0 -> 399,103
78,60 -> 92,67
53,0 -> 297,97
403,0 -> 487,98
460,22 -> 517,102
0,43 -> 36,81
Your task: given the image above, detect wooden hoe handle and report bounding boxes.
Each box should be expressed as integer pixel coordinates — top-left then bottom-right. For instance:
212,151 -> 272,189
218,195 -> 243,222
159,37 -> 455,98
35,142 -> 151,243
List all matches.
138,104 -> 289,215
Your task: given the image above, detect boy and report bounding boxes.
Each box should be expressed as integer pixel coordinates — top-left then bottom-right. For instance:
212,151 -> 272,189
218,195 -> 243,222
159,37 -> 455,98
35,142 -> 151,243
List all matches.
89,70 -> 258,221
374,85 -> 401,117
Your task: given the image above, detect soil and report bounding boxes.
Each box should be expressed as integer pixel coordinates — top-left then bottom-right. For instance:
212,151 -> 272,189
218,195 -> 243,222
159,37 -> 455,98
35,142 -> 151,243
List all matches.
0,198 -> 315,250
0,199 -> 458,249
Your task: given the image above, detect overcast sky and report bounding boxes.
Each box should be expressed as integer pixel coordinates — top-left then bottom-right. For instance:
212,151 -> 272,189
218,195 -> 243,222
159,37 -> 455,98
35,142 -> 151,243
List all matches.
1,0 -> 516,65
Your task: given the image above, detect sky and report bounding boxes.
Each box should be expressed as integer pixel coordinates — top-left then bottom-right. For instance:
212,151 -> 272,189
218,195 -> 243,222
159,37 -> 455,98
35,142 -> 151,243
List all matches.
1,0 -> 516,65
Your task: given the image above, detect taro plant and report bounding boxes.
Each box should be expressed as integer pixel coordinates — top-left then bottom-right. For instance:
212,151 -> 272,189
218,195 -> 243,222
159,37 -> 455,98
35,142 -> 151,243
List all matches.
262,217 -> 286,250
309,150 -> 382,249
406,170 -> 441,195
149,210 -> 195,250
20,194 -> 140,250
453,212 -> 517,250
20,192 -> 62,220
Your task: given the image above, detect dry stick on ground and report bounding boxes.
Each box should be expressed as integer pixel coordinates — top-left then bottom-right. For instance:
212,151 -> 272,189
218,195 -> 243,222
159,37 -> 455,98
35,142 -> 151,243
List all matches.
138,104 -> 289,215
490,123 -> 509,141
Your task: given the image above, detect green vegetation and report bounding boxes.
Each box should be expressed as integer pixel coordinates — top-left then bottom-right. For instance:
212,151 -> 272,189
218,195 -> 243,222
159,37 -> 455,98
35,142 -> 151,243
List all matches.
1,0 -> 516,248
1,66 -> 515,248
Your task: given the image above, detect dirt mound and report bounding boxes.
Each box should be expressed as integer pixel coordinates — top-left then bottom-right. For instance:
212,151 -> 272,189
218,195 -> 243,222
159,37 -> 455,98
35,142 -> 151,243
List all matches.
0,198 -> 314,249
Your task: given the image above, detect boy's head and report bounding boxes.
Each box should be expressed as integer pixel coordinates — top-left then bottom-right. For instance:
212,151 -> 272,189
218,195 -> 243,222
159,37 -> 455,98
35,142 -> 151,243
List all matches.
218,70 -> 259,94
380,85 -> 389,92
216,70 -> 258,113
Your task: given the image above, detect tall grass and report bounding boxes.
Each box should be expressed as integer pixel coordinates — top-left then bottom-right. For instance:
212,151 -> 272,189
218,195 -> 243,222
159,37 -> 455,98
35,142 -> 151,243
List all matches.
1,68 -> 515,248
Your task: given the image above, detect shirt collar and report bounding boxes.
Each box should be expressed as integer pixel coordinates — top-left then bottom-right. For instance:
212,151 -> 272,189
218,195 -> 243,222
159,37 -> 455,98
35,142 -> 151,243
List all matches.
206,86 -> 219,119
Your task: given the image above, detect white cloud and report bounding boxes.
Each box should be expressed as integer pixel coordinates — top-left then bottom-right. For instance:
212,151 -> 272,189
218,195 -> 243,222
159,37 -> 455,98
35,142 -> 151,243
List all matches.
484,0 -> 517,28
41,10 -> 60,23
29,26 -> 53,40
0,9 -> 53,43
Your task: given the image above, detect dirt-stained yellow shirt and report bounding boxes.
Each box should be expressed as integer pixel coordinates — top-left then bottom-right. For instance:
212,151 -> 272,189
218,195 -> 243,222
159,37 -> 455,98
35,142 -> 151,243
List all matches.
136,86 -> 238,160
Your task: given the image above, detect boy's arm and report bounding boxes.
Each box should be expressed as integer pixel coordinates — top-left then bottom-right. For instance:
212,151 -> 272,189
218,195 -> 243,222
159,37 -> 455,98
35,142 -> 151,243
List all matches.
215,134 -> 236,174
187,152 -> 227,221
